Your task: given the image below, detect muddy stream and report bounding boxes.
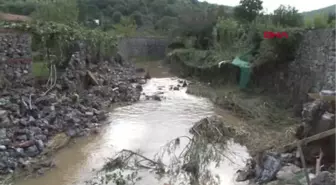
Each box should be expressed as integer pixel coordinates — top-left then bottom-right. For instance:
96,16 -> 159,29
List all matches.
14,62 -> 250,185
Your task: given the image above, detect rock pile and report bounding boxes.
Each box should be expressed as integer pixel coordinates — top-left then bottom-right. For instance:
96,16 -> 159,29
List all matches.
236,90 -> 335,185
236,152 -> 335,185
295,94 -> 335,164
0,52 -> 142,175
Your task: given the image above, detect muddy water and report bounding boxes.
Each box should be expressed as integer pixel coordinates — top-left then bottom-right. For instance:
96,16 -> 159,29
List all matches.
14,61 -> 250,185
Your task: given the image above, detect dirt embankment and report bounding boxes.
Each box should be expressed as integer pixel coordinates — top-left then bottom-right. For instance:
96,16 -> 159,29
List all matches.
0,52 -> 143,180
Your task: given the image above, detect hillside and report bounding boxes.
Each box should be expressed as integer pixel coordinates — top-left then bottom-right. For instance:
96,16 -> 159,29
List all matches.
301,4 -> 336,19
0,0 -> 230,34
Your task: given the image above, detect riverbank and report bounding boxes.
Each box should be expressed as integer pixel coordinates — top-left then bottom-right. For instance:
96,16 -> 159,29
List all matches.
0,52 -> 143,183
185,81 -> 298,155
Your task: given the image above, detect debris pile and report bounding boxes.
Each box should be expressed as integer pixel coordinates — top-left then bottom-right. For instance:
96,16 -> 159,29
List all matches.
0,52 -> 142,175
236,90 -> 335,185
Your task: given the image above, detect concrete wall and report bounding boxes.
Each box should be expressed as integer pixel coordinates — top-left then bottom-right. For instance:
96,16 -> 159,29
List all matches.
118,37 -> 168,60
0,29 -> 32,87
252,28 -> 336,109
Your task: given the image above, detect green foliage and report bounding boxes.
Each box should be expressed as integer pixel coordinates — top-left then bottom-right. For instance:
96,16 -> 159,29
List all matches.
215,18 -> 240,47
252,27 -> 304,66
312,14 -> 329,28
272,5 -> 303,27
0,20 -> 117,66
155,16 -> 178,32
31,0 -> 79,25
130,11 -> 143,26
113,17 -> 137,37
177,7 -> 218,49
234,0 -> 263,22
0,0 -> 36,15
112,11 -> 122,23
304,13 -> 332,28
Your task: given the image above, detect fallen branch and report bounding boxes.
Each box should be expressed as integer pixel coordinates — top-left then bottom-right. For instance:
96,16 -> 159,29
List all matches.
121,149 -> 164,167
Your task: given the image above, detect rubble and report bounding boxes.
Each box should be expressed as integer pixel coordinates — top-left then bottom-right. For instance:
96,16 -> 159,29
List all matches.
0,51 -> 143,175
236,90 -> 336,185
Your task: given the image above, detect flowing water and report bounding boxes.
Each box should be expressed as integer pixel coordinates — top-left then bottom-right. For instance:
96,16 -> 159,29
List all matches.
14,62 -> 250,185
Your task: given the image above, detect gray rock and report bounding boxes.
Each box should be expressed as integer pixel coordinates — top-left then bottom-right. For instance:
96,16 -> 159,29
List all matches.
25,145 -> 39,157
66,128 -> 77,137
299,173 -> 316,185
34,134 -> 47,142
0,145 -> 6,151
0,161 -> 6,170
0,139 -> 11,146
152,95 -> 161,101
15,148 -> 25,157
255,153 -> 282,184
85,112 -> 94,116
0,129 -> 7,139
16,135 -> 28,141
311,171 -> 335,185
276,163 -> 301,181
35,140 -> 44,151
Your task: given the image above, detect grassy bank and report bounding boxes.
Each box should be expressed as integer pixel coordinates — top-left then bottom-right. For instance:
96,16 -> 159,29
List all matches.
186,81 -> 299,155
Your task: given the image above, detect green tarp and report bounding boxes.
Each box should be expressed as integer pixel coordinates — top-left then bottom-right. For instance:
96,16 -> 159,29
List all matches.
232,56 -> 251,89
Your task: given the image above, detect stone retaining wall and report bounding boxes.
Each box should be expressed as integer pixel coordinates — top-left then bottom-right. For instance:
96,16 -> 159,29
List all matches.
118,37 -> 168,61
0,29 -> 32,87
252,28 -> 336,110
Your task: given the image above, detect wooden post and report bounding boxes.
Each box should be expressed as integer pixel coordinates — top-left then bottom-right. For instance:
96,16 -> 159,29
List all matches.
315,148 -> 323,175
297,141 -> 311,185
283,128 -> 335,152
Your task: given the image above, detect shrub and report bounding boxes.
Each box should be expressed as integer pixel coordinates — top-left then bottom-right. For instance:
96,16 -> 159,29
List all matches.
313,14 -> 329,28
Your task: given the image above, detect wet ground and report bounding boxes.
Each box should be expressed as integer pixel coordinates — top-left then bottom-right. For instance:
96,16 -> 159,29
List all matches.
13,61 -> 250,185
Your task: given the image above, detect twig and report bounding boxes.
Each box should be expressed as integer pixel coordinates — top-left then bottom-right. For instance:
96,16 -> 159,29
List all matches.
121,149 -> 164,166
297,142 -> 311,185
21,97 -> 28,108
28,94 -> 32,110
213,126 -> 223,137
192,127 -> 201,136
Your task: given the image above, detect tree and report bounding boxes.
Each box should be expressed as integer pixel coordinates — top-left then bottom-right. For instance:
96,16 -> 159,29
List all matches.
233,0 -> 263,22
113,16 -> 137,36
130,11 -> 143,26
112,11 -> 122,23
155,16 -> 178,31
31,0 -> 79,25
178,8 -> 217,49
272,5 -> 303,27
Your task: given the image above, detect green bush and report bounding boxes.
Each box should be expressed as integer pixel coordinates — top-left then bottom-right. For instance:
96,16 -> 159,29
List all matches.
252,27 -> 304,66
313,14 -> 329,28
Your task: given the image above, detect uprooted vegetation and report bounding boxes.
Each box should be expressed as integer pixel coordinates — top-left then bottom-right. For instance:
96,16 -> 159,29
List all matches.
84,116 -> 247,185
